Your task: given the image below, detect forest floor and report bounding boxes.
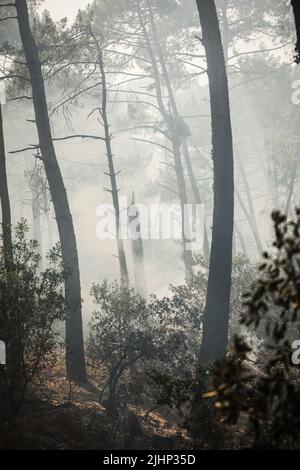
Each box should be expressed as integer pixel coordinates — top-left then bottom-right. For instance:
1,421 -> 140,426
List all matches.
0,353 -> 192,450
0,351 -> 251,450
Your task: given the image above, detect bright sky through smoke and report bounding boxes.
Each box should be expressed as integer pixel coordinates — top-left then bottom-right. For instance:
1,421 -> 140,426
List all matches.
41,0 -> 92,22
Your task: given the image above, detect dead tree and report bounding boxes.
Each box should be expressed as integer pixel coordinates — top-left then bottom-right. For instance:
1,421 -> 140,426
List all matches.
128,193 -> 146,298
90,31 -> 129,286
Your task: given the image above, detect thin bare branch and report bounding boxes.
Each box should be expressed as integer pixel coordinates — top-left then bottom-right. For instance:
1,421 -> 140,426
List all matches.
131,137 -> 172,153
52,134 -> 105,142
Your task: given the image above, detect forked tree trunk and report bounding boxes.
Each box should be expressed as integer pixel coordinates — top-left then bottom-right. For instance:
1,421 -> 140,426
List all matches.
138,5 -> 193,278
146,0 -> 211,261
15,0 -> 87,382
196,0 -> 234,363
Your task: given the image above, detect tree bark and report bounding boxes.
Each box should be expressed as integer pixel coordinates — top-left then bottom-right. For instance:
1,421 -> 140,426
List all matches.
196,0 -> 234,363
96,43 -> 129,286
291,0 -> 300,63
0,104 -> 13,270
15,0 -> 87,382
128,194 -> 146,298
221,0 -> 229,65
0,104 -> 24,413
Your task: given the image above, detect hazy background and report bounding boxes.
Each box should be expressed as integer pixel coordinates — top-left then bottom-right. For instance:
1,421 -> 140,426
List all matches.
2,0 -> 299,331
42,0 -> 91,22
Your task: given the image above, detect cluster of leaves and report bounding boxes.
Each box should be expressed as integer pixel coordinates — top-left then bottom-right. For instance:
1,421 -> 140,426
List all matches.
210,210 -> 300,449
87,272 -> 204,418
137,259 -> 254,448
88,281 -> 155,415
87,253 -> 257,429
0,220 -> 65,417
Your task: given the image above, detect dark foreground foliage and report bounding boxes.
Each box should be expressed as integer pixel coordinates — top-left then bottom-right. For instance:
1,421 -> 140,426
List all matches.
2,213 -> 300,449
87,255 -> 257,449
210,209 -> 300,448
0,221 -> 65,417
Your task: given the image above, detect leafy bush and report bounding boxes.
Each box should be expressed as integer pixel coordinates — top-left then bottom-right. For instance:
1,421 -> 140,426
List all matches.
88,281 -> 155,415
87,254 -> 257,437
0,220 -> 65,416
147,255 -> 257,415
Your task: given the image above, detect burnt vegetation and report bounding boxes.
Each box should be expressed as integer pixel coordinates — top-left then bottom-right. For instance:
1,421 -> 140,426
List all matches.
0,0 -> 300,450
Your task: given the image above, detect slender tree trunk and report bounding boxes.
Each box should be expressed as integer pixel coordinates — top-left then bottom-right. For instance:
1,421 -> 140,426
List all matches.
252,135 -> 279,210
138,5 -> 193,278
147,0 -> 212,264
128,194 -> 146,298
284,160 -> 297,216
232,225 -> 237,258
45,209 -> 54,249
221,0 -> 229,65
15,0 -> 87,382
196,0 -> 234,363
291,0 -> 300,63
96,45 -> 129,286
235,224 -> 248,258
0,104 -> 24,413
0,104 -> 13,269
32,194 -> 43,269
172,137 -> 193,279
146,0 -> 210,263
181,139 -> 210,260
237,161 -> 263,257
221,0 -> 261,262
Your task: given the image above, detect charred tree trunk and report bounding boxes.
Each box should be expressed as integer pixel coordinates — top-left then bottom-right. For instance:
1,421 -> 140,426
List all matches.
0,104 -> 13,269
196,0 -> 234,363
128,194 -> 146,298
0,104 -> 24,413
292,0 -> 300,63
15,0 -> 87,383
96,44 -> 129,286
